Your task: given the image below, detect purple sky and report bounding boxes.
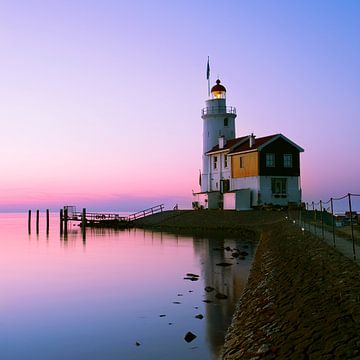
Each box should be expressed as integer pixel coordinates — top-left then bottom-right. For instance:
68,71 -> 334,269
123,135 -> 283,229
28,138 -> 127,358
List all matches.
1,1 -> 359,212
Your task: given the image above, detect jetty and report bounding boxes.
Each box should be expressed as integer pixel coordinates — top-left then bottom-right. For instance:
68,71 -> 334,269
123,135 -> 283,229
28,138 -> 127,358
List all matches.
60,204 -> 164,229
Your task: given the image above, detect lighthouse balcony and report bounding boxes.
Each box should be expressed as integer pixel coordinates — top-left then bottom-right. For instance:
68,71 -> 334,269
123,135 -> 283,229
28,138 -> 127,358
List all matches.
201,106 -> 236,116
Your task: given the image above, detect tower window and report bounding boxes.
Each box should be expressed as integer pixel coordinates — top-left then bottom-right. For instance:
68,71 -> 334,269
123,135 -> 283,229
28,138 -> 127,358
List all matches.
283,154 -> 293,168
213,156 -> 218,169
266,153 -> 275,167
224,118 -> 228,127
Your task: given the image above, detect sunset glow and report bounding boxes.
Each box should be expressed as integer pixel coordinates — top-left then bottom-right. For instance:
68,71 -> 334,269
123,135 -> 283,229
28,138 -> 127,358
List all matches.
1,1 -> 359,211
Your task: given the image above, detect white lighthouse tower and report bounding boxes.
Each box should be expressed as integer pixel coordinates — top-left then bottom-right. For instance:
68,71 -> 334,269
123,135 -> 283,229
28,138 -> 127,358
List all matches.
201,79 -> 237,192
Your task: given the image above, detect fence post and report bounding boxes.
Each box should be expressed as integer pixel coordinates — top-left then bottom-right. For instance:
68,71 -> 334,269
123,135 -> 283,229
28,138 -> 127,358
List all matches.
348,193 -> 356,260
306,203 -> 309,231
60,209 -> 63,235
320,200 -> 324,240
330,198 -> 335,247
312,202 -> 317,236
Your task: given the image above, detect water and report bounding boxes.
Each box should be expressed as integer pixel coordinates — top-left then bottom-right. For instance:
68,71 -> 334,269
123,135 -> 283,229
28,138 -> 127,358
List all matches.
0,213 -> 257,360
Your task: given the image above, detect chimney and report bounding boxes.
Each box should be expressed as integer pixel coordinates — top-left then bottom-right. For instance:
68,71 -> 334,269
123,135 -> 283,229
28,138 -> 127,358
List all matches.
219,136 -> 225,149
249,133 -> 255,148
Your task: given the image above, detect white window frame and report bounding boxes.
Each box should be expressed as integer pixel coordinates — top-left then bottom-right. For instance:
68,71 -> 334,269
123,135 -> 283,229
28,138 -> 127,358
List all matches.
283,154 -> 293,168
213,156 -> 218,170
266,153 -> 275,167
271,178 -> 287,197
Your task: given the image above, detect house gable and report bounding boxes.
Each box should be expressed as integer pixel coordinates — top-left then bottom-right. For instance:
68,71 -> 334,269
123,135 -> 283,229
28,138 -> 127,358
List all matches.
259,137 -> 301,176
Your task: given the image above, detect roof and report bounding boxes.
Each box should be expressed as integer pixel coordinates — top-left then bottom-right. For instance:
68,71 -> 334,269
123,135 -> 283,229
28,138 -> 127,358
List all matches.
211,79 -> 226,93
206,136 -> 248,154
207,134 -> 304,155
228,134 -> 278,154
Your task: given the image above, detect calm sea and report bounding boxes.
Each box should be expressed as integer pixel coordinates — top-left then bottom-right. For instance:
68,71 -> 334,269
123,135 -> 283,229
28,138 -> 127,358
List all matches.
0,213 -> 256,360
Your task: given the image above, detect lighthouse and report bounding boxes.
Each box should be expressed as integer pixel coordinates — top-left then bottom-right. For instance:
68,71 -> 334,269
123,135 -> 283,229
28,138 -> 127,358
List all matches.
201,79 -> 237,192
194,75 -> 304,211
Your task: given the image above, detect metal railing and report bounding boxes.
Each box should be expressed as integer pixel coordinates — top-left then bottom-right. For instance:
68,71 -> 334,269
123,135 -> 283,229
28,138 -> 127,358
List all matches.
288,193 -> 360,261
201,106 -> 236,116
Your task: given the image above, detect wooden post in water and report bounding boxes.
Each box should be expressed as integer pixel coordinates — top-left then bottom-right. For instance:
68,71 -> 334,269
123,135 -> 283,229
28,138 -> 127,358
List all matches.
60,209 -> 63,235
46,209 -> 50,234
28,210 -> 31,234
64,208 -> 68,235
36,210 -> 40,234
82,208 -> 86,243
82,208 -> 86,230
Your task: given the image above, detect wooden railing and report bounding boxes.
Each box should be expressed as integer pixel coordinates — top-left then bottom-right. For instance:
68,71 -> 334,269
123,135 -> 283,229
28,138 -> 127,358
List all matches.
67,204 -> 164,223
127,204 -> 164,221
70,212 -> 128,222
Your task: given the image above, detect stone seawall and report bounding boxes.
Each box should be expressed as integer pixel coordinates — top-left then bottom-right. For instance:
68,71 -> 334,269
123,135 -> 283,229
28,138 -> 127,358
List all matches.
222,221 -> 360,359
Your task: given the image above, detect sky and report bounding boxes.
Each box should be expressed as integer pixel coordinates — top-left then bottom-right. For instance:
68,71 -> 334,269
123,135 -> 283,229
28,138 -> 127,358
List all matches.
0,0 -> 359,212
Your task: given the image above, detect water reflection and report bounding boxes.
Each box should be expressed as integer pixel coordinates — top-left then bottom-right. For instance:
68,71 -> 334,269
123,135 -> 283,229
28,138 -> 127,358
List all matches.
0,214 -> 257,360
193,235 -> 255,358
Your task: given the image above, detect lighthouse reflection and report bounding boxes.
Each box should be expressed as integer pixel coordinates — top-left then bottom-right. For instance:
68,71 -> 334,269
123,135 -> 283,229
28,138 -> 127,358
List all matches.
192,234 -> 256,358
61,226 -> 256,358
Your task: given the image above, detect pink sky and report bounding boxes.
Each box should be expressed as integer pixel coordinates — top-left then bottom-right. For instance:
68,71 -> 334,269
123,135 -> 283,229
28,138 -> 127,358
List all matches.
0,1 -> 359,211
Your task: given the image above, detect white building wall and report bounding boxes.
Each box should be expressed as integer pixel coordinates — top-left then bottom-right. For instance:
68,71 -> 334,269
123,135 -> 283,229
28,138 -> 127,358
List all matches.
223,193 -> 235,210
208,192 -> 222,209
235,189 -> 252,210
209,153 -> 231,192
259,176 -> 301,205
230,177 -> 260,206
224,190 -> 252,210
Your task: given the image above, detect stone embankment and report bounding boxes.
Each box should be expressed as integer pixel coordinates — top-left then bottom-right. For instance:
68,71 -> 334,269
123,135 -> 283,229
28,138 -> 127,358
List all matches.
222,220 -> 360,359
132,209 -> 282,233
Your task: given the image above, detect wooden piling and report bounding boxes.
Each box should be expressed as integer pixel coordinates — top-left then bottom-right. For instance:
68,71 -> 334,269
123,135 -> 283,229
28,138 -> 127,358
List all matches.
64,208 -> 68,235
28,210 -> 31,233
60,209 -> 63,235
82,208 -> 86,230
36,210 -> 40,234
46,209 -> 50,234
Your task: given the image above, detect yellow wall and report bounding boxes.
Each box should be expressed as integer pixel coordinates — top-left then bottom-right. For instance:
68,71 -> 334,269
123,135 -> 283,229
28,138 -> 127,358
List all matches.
231,152 -> 259,178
